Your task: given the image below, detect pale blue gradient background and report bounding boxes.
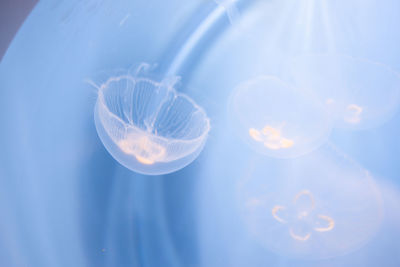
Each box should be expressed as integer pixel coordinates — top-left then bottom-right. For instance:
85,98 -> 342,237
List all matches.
0,0 -> 400,266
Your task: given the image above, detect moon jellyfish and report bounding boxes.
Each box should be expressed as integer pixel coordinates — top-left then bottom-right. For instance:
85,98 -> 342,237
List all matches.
214,0 -> 240,25
237,146 -> 383,259
271,190 -> 335,242
227,75 -> 332,158
290,54 -> 400,130
92,66 -> 210,175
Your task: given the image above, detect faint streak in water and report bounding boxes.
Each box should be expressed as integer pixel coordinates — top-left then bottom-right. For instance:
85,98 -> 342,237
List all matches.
119,13 -> 131,27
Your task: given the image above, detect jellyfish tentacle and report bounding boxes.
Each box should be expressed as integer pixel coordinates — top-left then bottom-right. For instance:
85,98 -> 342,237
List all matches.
133,62 -> 152,76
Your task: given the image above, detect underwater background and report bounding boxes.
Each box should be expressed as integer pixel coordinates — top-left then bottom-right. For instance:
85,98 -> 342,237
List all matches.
1,0 -> 400,266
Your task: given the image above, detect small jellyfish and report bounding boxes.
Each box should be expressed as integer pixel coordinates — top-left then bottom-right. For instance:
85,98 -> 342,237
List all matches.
238,146 -> 383,259
290,54 -> 400,130
227,75 -> 332,158
214,0 -> 240,25
92,66 -> 210,175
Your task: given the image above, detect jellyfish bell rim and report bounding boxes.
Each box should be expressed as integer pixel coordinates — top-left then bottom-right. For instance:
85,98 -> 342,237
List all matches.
229,75 -> 330,108
227,75 -> 333,159
94,101 -> 208,175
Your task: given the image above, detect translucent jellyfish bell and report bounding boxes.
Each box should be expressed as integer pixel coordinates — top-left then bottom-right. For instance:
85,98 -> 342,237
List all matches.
93,68 -> 210,175
290,54 -> 400,130
237,146 -> 383,259
227,75 -> 332,158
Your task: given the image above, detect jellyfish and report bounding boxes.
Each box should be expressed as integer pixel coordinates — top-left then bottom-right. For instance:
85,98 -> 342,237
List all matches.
227,75 -> 333,159
237,145 -> 383,259
289,54 -> 400,130
214,0 -> 240,25
92,66 -> 210,175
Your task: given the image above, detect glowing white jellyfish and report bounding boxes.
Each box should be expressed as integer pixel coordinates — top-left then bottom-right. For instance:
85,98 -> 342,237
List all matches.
290,54 -> 400,130
227,75 -> 333,158
237,146 -> 383,259
92,67 -> 210,175
214,0 -> 240,25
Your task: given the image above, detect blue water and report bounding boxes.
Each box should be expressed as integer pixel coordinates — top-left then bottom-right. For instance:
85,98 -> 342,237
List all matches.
1,0 -> 400,266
